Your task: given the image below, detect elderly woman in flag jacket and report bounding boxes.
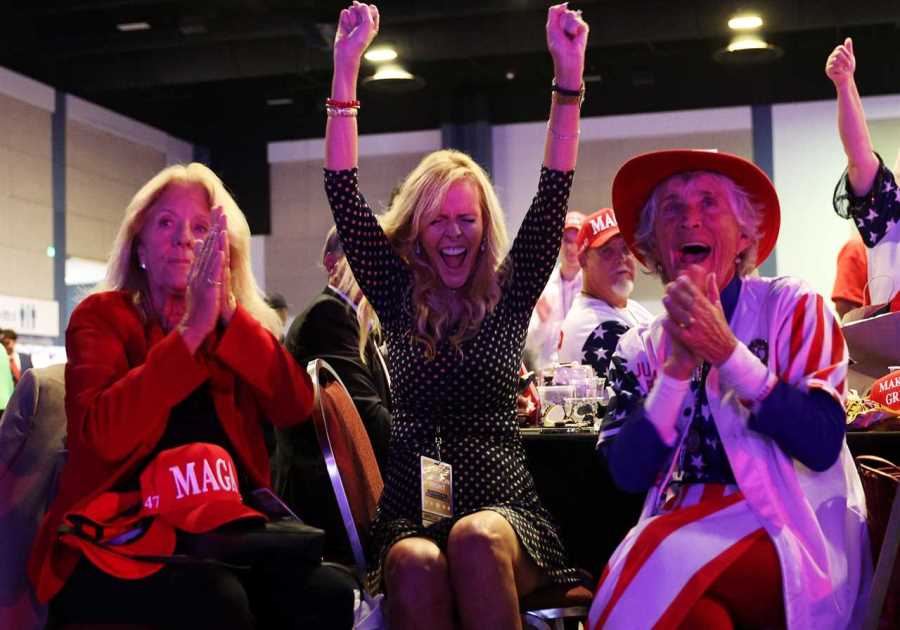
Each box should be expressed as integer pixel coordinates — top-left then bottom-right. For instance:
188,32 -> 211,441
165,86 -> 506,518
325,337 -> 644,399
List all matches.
588,150 -> 869,630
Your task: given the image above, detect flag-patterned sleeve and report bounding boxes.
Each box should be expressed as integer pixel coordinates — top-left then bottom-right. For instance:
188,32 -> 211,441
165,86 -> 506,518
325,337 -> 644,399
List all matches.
770,281 -> 848,403
746,280 -> 849,471
833,155 -> 900,248
324,168 -> 410,322
506,168 -> 575,317
597,328 -> 653,446
597,329 -> 675,492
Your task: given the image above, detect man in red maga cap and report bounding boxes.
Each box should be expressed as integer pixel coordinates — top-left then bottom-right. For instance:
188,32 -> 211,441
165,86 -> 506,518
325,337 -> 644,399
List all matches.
558,207 -> 652,379
587,149 -> 869,630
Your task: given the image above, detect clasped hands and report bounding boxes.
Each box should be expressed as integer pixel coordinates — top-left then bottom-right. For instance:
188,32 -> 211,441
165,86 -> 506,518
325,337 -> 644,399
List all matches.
660,265 -> 737,380
178,207 -> 236,354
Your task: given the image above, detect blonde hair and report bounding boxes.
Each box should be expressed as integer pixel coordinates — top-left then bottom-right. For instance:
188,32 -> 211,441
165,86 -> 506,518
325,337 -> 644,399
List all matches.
99,162 -> 282,336
359,149 -> 509,360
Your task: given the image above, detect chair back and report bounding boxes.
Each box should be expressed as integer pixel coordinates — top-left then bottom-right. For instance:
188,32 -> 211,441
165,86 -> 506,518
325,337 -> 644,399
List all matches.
856,455 -> 900,630
308,359 -> 384,571
0,363 -> 67,630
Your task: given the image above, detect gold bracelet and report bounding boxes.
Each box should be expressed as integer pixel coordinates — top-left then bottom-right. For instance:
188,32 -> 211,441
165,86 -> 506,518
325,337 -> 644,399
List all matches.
547,122 -> 579,140
326,106 -> 359,118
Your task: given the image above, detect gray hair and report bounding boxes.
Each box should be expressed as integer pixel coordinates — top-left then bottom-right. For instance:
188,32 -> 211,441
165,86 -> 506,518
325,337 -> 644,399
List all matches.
633,171 -> 764,280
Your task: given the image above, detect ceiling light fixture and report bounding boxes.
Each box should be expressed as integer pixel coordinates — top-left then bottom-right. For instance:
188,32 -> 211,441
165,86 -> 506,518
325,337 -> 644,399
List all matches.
371,64 -> 413,80
362,63 -> 425,92
726,33 -> 768,52
365,46 -> 398,63
728,13 -> 763,31
117,21 -> 151,32
266,98 -> 294,106
714,32 -> 782,64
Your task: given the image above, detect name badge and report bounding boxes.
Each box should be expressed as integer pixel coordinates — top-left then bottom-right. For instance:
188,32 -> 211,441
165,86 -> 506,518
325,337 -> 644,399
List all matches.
420,455 -> 453,527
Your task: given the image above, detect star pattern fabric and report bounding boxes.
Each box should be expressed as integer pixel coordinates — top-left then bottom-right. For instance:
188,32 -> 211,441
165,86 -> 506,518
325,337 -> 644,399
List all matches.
833,155 -> 900,247
674,363 -> 735,485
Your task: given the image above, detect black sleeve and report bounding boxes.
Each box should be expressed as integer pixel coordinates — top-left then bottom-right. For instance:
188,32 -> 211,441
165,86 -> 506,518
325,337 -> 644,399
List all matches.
506,168 -> 575,317
324,168 -> 410,322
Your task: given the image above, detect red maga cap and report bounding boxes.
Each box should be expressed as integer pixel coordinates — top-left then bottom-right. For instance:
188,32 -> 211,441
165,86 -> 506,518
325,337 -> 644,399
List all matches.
139,442 -> 266,533
869,370 -> 900,410
577,208 -> 621,252
60,490 -> 176,579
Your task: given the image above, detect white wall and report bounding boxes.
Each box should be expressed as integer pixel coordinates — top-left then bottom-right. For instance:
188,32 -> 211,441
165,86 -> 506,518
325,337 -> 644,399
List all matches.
773,95 -> 900,300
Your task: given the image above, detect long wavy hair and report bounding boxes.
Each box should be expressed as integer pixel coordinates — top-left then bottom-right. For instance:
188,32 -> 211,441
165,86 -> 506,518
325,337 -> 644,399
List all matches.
99,162 -> 282,336
359,149 -> 509,360
633,171 -> 764,282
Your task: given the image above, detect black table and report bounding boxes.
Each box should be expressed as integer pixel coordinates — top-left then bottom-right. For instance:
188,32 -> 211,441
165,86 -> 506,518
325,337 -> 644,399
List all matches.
520,427 -> 900,579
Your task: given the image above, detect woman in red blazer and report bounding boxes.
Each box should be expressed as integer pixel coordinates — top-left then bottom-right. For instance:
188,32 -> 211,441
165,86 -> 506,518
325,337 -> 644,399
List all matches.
28,163 -> 354,629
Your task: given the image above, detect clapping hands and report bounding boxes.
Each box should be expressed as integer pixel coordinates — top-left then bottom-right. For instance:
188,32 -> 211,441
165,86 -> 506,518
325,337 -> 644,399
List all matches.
660,266 -> 737,379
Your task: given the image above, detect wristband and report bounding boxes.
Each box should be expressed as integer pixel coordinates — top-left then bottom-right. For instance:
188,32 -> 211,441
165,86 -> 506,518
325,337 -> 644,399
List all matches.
644,372 -> 691,446
718,342 -> 776,403
551,79 -> 584,96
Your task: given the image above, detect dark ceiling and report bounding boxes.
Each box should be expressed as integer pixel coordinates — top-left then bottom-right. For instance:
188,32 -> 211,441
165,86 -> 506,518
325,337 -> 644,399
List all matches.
4,0 -> 900,144
2,1 -> 899,231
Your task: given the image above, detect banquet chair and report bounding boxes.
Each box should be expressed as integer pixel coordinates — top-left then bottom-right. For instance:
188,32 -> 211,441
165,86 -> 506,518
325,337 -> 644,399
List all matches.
0,364 -> 67,630
856,455 -> 900,630
307,358 -> 593,629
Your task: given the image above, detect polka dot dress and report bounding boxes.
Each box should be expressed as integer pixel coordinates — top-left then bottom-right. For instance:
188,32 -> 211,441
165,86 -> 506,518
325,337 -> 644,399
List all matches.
325,166 -> 580,592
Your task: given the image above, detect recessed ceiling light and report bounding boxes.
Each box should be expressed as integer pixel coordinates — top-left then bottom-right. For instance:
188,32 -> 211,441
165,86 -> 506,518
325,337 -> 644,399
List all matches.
117,21 -> 151,32
365,46 -> 398,63
727,33 -> 768,52
728,13 -> 763,31
362,63 -> 425,92
370,64 -> 414,81
714,33 -> 782,64
505,71 -> 516,80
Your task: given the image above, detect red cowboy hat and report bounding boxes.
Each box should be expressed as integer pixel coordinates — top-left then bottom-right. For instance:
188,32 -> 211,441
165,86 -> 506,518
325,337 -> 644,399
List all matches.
611,149 -> 780,268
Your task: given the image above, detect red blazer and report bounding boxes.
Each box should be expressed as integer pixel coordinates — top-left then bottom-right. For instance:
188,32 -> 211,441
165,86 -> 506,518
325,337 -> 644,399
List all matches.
28,291 -> 313,603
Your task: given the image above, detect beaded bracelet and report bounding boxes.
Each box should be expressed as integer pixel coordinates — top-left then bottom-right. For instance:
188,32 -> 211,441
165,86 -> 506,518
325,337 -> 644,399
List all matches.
325,97 -> 360,109
547,122 -> 579,140
326,106 -> 359,118
551,79 -> 585,106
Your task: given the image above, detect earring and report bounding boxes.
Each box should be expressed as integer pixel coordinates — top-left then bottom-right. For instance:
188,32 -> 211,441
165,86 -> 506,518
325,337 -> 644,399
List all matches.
139,261 -> 147,270
415,241 -> 421,255
480,240 -> 486,252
